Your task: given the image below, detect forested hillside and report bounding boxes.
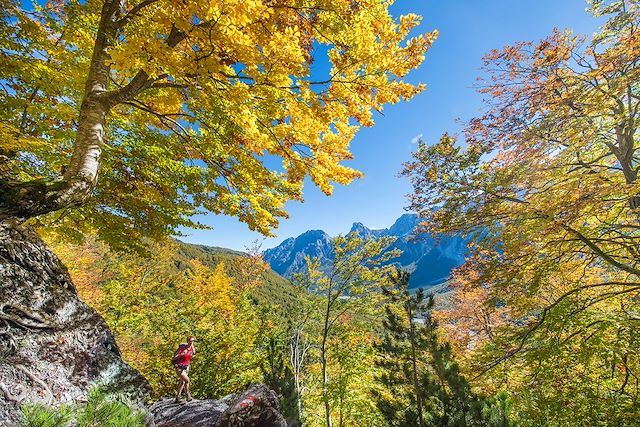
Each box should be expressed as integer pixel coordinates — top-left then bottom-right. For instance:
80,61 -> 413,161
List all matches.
45,233 -> 513,427
176,241 -> 298,306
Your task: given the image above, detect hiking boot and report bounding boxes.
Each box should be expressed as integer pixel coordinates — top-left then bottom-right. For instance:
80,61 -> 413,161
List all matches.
175,396 -> 182,404
186,392 -> 193,402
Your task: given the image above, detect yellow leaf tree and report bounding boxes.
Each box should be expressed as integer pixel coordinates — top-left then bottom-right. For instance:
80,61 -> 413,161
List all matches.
0,0 -> 435,248
50,236 -> 264,397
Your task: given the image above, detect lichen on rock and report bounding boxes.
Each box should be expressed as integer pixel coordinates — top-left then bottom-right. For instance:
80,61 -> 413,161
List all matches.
0,222 -> 151,425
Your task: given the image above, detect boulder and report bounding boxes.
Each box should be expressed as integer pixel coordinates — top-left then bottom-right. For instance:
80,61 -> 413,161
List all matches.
0,222 -> 151,425
148,383 -> 287,427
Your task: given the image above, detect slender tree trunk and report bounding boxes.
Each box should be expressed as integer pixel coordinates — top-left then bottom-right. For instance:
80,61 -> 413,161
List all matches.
407,296 -> 425,427
321,291 -> 333,427
338,393 -> 343,427
321,338 -> 332,427
290,326 -> 306,423
295,364 -> 304,423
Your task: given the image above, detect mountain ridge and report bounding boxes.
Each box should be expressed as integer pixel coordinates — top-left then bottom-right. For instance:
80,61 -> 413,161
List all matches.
263,214 -> 468,289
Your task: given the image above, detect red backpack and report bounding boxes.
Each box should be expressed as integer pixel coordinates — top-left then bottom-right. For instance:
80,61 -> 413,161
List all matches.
172,343 -> 192,366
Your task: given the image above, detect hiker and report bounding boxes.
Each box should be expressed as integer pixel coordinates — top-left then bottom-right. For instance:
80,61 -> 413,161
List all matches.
173,335 -> 196,403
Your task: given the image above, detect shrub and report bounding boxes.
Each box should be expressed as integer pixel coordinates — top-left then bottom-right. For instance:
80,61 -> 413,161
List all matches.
19,387 -> 146,427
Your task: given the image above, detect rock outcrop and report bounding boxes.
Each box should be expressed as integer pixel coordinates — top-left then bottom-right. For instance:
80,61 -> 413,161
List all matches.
0,223 -> 151,425
148,383 -> 287,427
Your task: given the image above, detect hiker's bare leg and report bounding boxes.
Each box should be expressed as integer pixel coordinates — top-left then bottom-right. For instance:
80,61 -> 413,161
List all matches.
176,370 -> 187,402
180,370 -> 192,401
176,379 -> 185,401
185,377 -> 192,401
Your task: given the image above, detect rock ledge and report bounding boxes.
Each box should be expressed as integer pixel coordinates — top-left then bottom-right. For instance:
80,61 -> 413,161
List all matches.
148,383 -> 287,427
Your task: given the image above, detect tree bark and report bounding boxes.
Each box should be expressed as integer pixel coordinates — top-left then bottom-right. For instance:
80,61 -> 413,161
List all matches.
321,288 -> 333,427
0,0 -> 121,221
613,118 -> 639,210
0,0 -> 157,222
290,326 -> 308,422
406,294 -> 426,427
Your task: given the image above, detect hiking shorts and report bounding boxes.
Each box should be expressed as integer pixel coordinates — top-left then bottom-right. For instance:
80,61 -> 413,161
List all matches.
174,364 -> 190,375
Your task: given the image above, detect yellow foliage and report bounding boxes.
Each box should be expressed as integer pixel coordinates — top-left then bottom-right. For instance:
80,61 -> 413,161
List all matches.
46,235 -> 261,398
1,0 -> 434,246
179,260 -> 236,321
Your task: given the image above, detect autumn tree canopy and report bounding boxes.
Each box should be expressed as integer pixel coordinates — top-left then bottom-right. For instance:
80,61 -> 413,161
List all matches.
0,0 -> 434,248
403,0 -> 640,424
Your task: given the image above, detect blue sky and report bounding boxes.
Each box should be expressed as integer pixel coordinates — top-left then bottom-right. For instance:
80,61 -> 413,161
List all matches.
179,0 -> 602,252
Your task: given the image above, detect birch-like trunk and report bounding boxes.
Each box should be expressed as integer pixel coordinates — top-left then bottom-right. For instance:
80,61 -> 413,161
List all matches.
0,0 -> 120,222
407,298 -> 426,427
321,292 -> 333,427
290,326 -> 308,423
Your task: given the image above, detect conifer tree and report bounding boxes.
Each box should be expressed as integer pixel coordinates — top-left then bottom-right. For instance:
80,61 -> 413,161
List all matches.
374,269 -> 500,427
256,310 -> 302,427
374,269 -> 427,427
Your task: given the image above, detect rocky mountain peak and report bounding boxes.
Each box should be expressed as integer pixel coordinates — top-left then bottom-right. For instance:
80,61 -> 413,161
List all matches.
388,213 -> 420,236
348,222 -> 374,238
263,214 -> 468,289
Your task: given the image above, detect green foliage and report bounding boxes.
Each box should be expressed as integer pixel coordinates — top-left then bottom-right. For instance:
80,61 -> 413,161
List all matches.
375,270 -> 516,427
75,388 -> 146,427
255,315 -> 301,426
481,392 -> 516,427
186,296 -> 263,399
292,234 -> 396,427
374,271 -> 425,427
19,388 -> 144,427
19,403 -> 72,427
375,272 -> 467,426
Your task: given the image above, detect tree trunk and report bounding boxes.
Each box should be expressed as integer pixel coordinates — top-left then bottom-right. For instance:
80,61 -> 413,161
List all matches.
0,0 -> 120,222
0,96 -> 111,221
321,292 -> 333,427
290,326 -> 307,423
407,297 -> 426,427
321,340 -> 332,427
614,127 -> 639,210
